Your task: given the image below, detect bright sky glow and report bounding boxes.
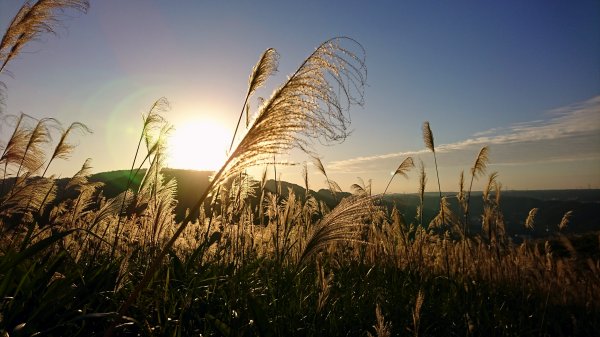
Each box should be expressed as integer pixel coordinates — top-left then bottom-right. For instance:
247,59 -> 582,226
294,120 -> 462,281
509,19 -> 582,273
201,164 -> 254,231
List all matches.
0,1 -> 598,192
167,118 -> 231,171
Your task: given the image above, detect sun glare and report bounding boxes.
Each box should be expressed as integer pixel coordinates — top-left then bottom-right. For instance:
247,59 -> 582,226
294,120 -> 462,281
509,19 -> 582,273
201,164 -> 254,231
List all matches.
167,118 -> 232,171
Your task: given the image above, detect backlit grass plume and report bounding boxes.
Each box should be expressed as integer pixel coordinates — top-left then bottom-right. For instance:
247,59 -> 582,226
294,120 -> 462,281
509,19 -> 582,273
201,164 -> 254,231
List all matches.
0,0 -> 89,73
470,146 -> 489,179
12,117 -> 56,187
111,37 -> 367,326
422,121 -> 445,228
114,97 -> 170,253
297,194 -> 376,267
383,156 -> 414,195
525,207 -> 538,230
41,121 -> 91,177
230,48 -> 280,151
558,210 -> 573,232
312,155 -> 342,200
1,113 -> 31,186
417,160 -> 426,227
464,146 -> 490,231
218,37 -> 366,186
429,196 -> 460,236
422,121 -> 434,152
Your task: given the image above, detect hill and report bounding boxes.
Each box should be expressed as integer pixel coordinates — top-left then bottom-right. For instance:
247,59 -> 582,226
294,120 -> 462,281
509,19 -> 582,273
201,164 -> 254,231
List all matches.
87,169 -> 351,222
90,169 -> 598,238
2,169 -> 598,238
383,191 -> 600,240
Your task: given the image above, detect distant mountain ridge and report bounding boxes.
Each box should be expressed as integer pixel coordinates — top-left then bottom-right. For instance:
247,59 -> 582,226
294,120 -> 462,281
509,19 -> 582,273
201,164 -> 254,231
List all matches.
88,169 -> 599,238
2,169 -> 598,239
87,168 -> 352,222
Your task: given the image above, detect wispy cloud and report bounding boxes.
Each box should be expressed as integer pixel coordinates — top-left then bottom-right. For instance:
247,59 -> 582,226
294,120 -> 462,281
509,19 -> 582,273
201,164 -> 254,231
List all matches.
330,95 -> 600,173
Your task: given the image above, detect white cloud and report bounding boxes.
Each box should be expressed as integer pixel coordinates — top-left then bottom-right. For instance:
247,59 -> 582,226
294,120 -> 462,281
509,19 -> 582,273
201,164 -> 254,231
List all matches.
329,95 -> 600,173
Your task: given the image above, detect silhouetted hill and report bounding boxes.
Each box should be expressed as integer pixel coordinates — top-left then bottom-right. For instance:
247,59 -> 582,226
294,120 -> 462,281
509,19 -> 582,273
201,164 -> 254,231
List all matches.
2,170 -> 598,239
383,191 -> 600,240
86,169 -> 350,221
88,169 -> 213,220
84,170 -> 600,238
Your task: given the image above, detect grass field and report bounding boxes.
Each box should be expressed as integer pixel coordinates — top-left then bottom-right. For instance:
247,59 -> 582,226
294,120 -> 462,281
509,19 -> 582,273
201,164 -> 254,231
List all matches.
1,2 -> 599,336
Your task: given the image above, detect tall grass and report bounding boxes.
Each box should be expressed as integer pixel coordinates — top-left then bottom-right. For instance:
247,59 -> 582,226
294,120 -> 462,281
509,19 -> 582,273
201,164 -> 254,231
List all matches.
1,3 -> 599,336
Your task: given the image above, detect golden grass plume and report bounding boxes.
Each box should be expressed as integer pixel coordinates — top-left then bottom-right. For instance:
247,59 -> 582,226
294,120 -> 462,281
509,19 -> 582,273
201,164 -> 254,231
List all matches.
297,194 -> 376,266
422,121 -> 434,152
470,146 -> 490,178
525,207 -> 538,230
215,37 -> 366,186
383,156 -> 414,194
0,0 -> 90,73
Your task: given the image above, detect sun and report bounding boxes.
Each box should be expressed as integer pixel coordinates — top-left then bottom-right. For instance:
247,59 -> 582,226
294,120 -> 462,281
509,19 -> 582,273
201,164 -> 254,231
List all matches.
167,118 -> 232,171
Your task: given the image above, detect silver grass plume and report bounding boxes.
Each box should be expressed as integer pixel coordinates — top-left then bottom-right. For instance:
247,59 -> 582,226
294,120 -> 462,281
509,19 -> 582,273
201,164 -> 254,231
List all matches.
412,290 -> 425,337
367,303 -> 392,337
525,208 -> 538,230
19,118 -> 56,172
258,166 -> 268,225
42,121 -> 91,177
217,37 -> 366,186
133,123 -> 175,246
115,37 -> 366,322
68,183 -> 99,226
312,155 -> 328,179
247,48 -> 279,98
146,178 -> 178,246
297,194 -> 377,266
115,98 -> 171,253
73,192 -> 131,261
495,181 -> 502,205
245,103 -> 250,128
351,177 -> 371,196
417,160 -> 426,227
470,146 -> 489,178
143,98 -> 170,152
19,120 -> 89,214
457,170 -> 465,209
1,113 -> 31,179
429,196 -> 460,235
482,171 -> 498,201
422,121 -> 434,152
315,257 -> 333,313
0,4 -> 31,70
138,123 -> 172,195
65,159 -> 102,227
393,157 -> 415,179
0,0 -> 90,73
383,156 -> 414,195
328,180 -> 343,196
311,155 -> 341,200
482,172 -> 500,243
230,48 -> 279,152
350,182 -> 365,195
302,161 -> 309,196
88,192 -> 131,232
558,210 -> 573,232
422,121 -> 444,228
66,158 -> 92,190
0,176 -> 55,217
464,146 -> 490,231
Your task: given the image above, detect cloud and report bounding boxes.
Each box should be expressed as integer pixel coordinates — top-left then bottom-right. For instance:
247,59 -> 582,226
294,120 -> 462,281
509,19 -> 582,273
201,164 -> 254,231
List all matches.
330,95 -> 600,173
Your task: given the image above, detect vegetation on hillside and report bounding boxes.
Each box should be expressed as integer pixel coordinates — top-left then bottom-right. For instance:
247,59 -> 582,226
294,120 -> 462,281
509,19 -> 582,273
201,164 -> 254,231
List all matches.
1,2 -> 599,336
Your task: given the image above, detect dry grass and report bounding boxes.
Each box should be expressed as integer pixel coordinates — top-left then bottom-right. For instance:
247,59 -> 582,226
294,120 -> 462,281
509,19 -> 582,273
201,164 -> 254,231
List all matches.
0,4 -> 598,336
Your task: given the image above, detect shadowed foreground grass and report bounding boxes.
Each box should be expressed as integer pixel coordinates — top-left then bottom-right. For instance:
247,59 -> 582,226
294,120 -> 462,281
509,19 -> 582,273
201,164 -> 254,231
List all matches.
1,2 -> 599,336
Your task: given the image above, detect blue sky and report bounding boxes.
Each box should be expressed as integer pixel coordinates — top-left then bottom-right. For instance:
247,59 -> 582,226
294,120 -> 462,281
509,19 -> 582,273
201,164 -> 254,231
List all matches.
1,1 -> 599,192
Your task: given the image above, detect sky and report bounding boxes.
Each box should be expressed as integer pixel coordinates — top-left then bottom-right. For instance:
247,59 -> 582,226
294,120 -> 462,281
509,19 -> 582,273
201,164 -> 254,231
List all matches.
0,0 -> 599,193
